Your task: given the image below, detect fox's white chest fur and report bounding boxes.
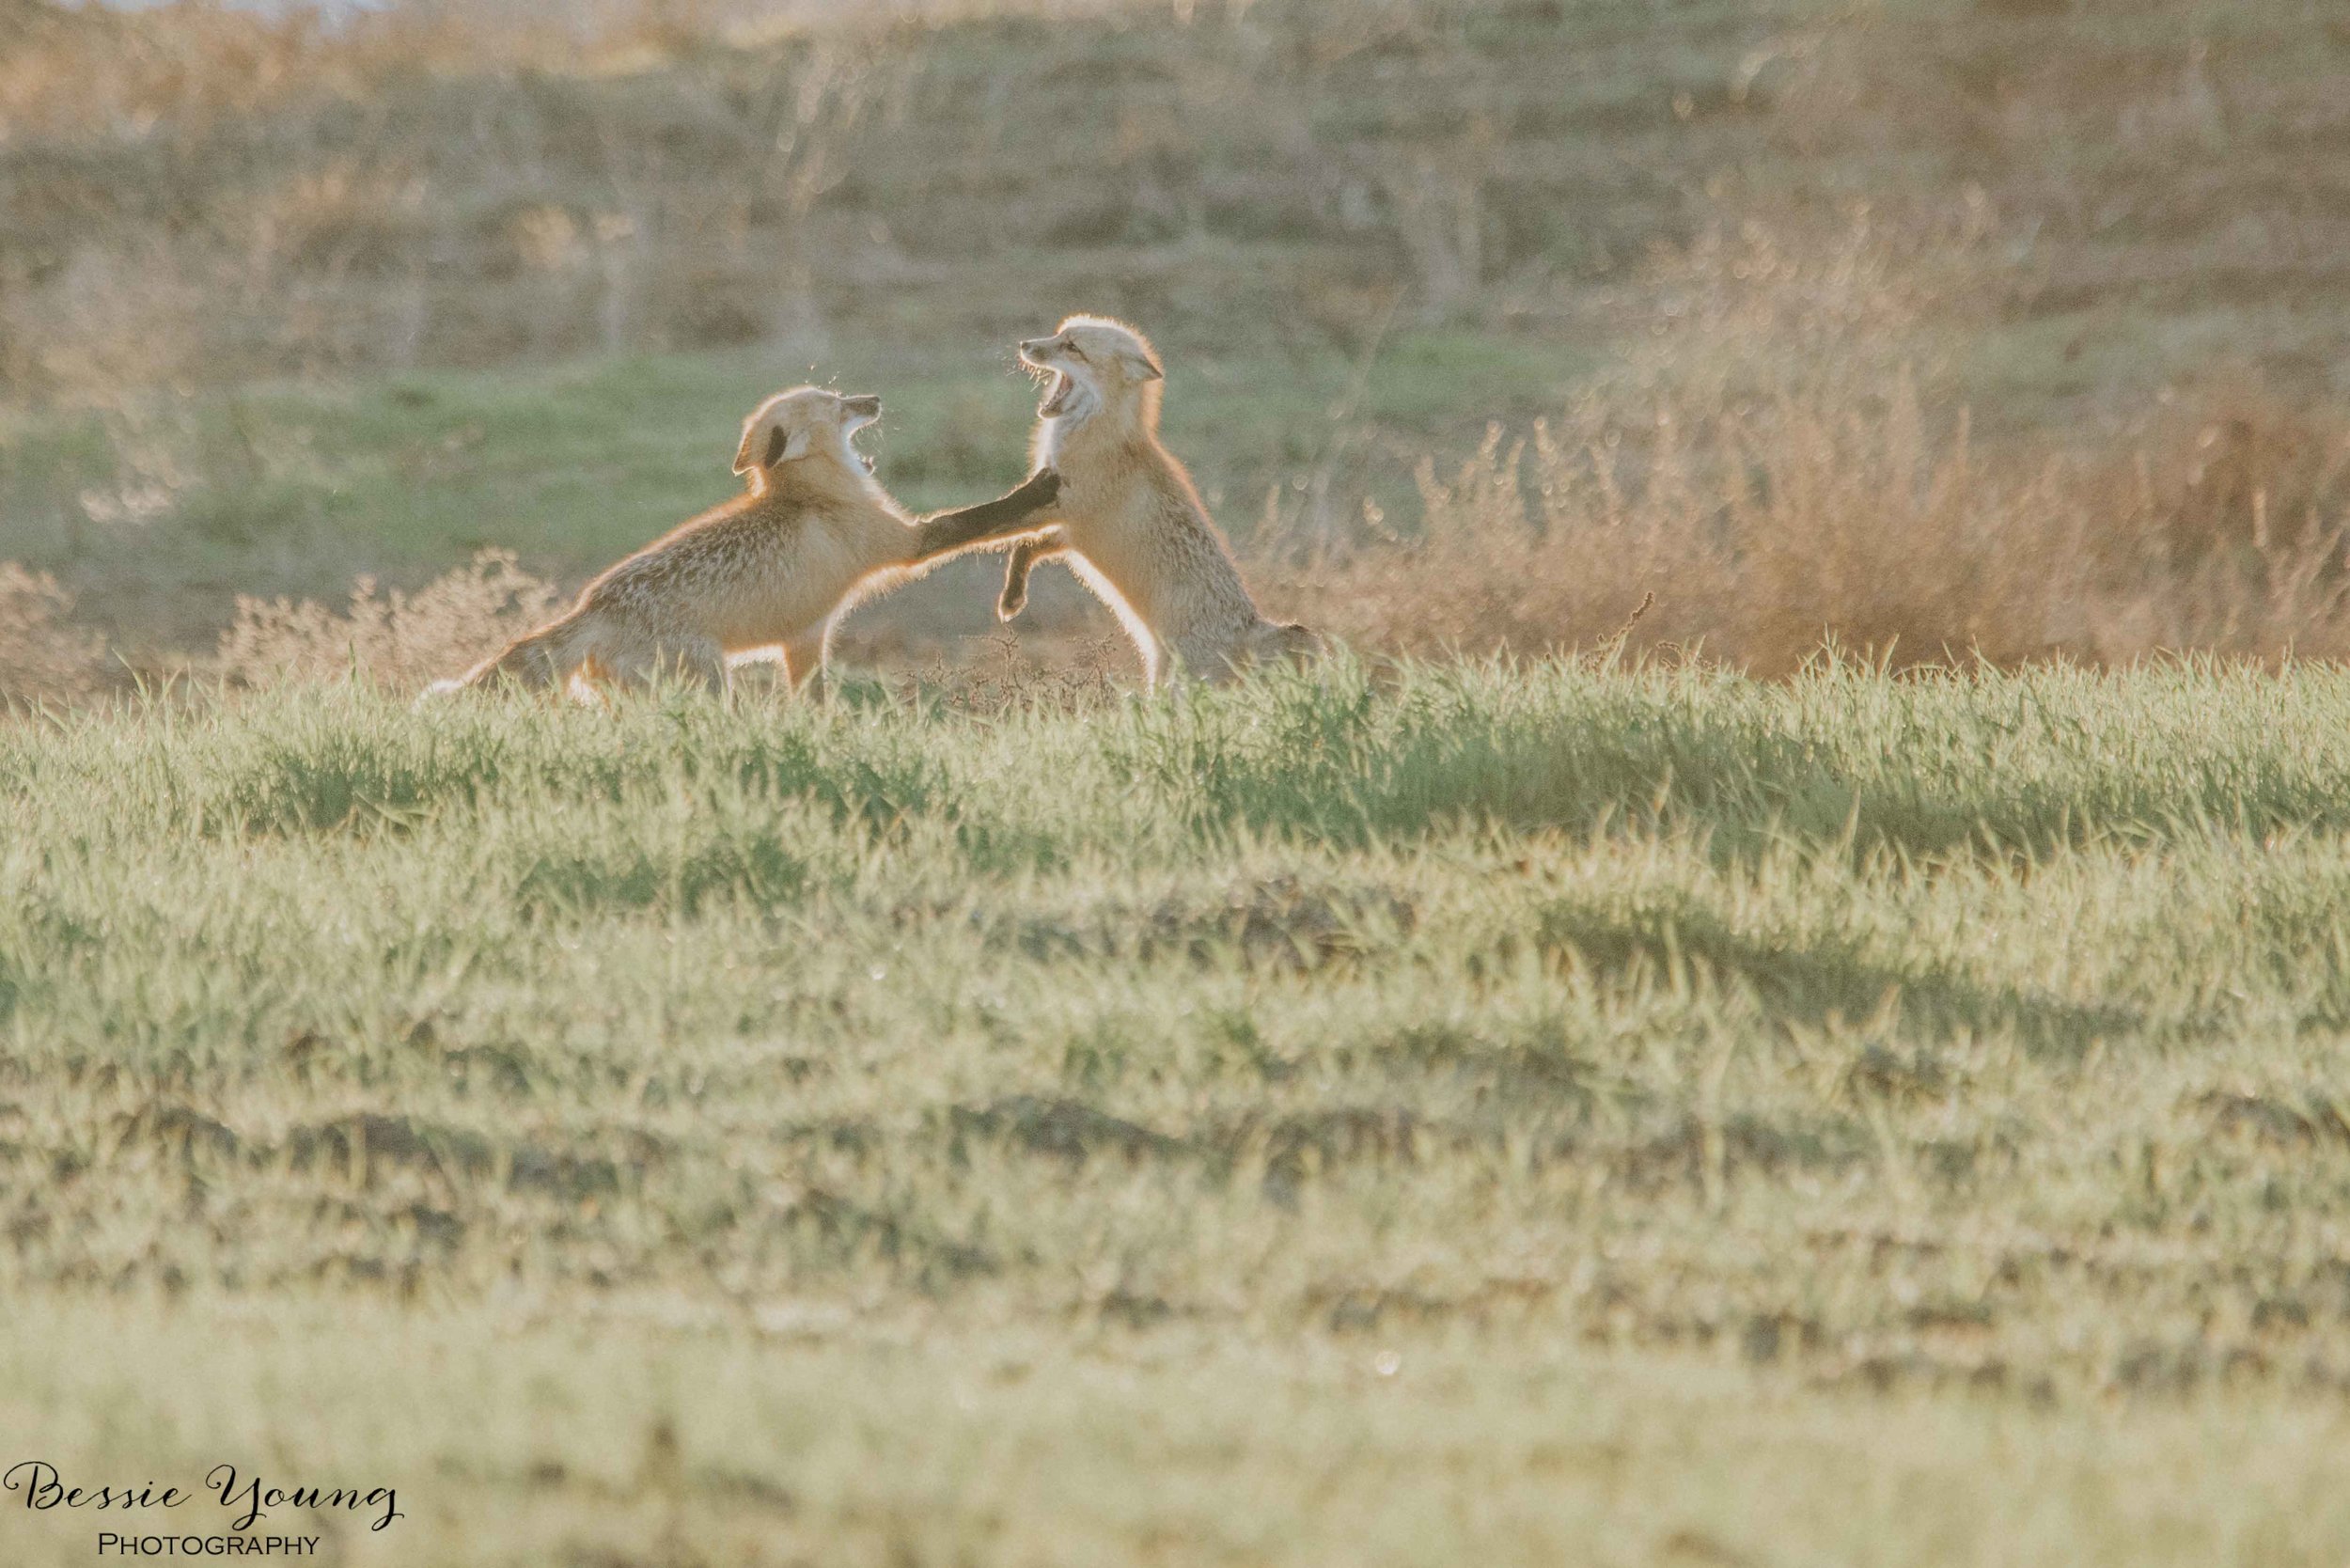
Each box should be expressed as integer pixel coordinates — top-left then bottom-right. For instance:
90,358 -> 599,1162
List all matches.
1037,416 -> 1164,677
1035,416 -> 1273,683
1037,413 -> 1071,467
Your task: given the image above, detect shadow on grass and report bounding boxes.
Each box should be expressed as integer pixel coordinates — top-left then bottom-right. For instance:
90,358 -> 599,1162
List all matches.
1122,655 -> 2350,866
194,695 -> 947,839
1539,894 -> 2139,1058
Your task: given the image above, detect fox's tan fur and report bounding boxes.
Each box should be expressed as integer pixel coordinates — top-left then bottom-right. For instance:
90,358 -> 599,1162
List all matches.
430,387 -> 1058,697
996,316 -> 1320,687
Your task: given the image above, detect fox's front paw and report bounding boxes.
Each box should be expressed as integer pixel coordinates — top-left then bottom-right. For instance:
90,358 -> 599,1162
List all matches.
997,580 -> 1029,621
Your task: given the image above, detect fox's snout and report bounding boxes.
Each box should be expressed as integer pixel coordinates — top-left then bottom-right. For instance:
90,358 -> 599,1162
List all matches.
1019,338 -> 1055,364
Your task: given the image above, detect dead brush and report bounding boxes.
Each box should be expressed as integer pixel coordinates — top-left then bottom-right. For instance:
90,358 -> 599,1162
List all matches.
214,548 -> 569,692
1279,376 -> 2350,676
1274,212 -> 2350,675
2100,380 -> 2350,572
907,630 -> 1131,717
0,563 -> 110,710
0,3 -> 623,143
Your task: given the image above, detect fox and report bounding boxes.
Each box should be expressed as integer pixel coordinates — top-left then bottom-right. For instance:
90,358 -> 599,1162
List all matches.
428,386 -> 1059,698
993,315 -> 1321,688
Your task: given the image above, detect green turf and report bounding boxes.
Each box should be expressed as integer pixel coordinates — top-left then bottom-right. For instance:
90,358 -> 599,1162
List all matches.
8,656 -> 2350,1562
0,323 -> 1586,646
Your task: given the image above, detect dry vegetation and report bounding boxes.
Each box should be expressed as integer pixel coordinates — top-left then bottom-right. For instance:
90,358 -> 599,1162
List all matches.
214,547 -> 568,690
1287,227 -> 2350,673
0,560 -> 104,706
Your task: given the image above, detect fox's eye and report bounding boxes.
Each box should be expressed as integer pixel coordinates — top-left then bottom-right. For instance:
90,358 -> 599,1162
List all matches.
1063,341 -> 1085,359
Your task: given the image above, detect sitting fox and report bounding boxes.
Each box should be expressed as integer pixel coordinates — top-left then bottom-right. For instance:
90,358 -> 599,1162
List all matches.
430,387 -> 1058,697
994,315 -> 1320,687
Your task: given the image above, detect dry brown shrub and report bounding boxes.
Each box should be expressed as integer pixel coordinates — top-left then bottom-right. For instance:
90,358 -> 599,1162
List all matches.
902,631 -> 1132,717
215,549 -> 569,691
1274,217 -> 2350,675
0,3 -> 639,143
1281,375 -> 2350,677
2118,380 -> 2350,571
0,562 -> 111,708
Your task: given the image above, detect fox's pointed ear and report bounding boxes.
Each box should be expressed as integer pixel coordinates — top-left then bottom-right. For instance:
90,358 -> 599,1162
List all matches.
1129,351 -> 1164,382
732,417 -> 763,475
765,426 -> 791,466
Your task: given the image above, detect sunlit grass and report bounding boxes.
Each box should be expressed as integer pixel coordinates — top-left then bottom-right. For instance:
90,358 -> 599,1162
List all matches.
7,656 -> 2350,1561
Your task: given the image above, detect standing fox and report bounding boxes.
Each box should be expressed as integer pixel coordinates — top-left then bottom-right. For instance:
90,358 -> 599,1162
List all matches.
995,315 -> 1320,687
430,387 -> 1058,697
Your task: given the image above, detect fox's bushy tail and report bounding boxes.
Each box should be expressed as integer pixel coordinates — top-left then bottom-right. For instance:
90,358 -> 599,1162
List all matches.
1252,620 -> 1325,666
418,610 -> 592,700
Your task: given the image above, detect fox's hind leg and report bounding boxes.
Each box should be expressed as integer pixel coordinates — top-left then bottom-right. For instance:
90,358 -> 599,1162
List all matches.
782,624 -> 829,698
604,635 -> 728,697
671,637 -> 729,696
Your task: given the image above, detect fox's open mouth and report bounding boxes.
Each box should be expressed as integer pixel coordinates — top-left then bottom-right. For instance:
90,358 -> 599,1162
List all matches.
1039,370 -> 1073,417
849,426 -> 878,474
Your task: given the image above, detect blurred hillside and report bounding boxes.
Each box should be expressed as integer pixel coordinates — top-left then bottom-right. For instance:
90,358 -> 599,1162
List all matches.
1,0 -> 2347,673
10,0 -> 2343,404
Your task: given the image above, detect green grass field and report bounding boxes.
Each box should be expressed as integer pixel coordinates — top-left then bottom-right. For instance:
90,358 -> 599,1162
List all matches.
9,658 -> 2350,1563
0,323 -> 1585,656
